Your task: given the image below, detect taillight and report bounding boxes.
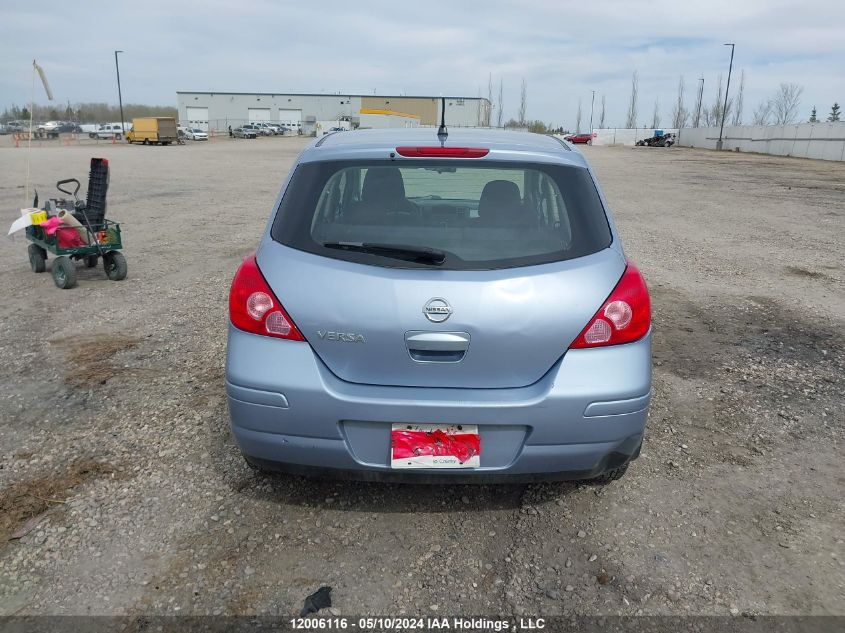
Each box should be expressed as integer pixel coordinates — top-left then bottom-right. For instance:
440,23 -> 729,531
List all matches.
570,261 -> 650,348
395,147 -> 489,158
229,254 -> 305,341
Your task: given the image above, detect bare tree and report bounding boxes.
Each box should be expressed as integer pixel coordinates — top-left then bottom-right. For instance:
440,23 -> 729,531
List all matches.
751,100 -> 772,125
487,73 -> 493,126
693,76 -> 704,127
518,78 -> 527,125
599,94 -> 606,128
476,87 -> 482,126
625,71 -> 638,128
651,98 -> 660,128
700,74 -> 732,127
709,74 -> 724,128
671,76 -> 688,129
731,70 -> 745,125
496,78 -> 504,127
576,98 -> 582,133
771,83 -> 803,124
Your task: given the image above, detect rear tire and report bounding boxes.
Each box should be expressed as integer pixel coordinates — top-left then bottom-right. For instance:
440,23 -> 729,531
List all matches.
52,256 -> 77,289
84,254 -> 98,268
588,463 -> 629,486
103,251 -> 127,281
28,244 -> 47,273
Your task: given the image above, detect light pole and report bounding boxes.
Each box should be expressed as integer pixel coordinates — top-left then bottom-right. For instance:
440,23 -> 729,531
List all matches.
589,90 -> 595,143
717,43 -> 735,149
114,50 -> 125,135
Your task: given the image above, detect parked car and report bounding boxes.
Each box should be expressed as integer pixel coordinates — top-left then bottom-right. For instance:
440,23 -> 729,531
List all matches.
279,122 -> 302,134
56,122 -> 82,133
32,121 -> 63,138
242,123 -> 270,136
564,133 -> 592,144
6,121 -> 27,133
636,132 -> 675,147
226,128 -> 652,483
185,128 -> 209,141
37,120 -> 62,133
232,127 -> 257,139
255,122 -> 280,135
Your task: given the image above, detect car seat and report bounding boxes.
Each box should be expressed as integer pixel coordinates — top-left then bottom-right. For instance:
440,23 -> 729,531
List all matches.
345,167 -> 418,224
477,180 -> 528,227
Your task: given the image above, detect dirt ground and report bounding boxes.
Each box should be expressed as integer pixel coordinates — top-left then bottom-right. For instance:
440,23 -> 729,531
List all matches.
0,136 -> 842,618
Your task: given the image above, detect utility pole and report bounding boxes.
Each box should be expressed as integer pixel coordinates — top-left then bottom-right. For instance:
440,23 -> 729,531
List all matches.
114,50 -> 125,134
717,43 -> 735,149
589,90 -> 595,143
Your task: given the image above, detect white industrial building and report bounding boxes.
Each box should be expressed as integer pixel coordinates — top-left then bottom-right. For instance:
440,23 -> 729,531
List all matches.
176,92 -> 490,135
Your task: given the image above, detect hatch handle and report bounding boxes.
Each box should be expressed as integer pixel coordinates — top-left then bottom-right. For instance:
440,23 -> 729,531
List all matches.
405,331 -> 470,352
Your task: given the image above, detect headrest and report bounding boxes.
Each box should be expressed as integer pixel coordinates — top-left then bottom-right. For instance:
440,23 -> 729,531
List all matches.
478,180 -> 522,221
362,167 -> 406,203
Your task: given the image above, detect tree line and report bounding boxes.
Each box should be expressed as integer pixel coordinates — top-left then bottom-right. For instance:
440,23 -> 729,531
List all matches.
1,102 -> 177,123
484,75 -> 571,134
617,71 -> 839,129
483,72 -> 840,134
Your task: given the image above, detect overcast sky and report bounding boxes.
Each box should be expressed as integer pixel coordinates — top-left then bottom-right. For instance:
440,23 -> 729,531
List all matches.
3,0 -> 843,128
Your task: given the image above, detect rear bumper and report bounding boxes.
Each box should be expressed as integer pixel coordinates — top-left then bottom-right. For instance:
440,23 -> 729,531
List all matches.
235,430 -> 643,483
226,326 -> 651,481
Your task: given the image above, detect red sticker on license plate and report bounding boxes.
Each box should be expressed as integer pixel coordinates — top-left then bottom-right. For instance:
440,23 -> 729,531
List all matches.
391,424 -> 480,469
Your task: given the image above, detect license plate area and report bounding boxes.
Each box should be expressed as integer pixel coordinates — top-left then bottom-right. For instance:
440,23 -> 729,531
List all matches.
390,424 -> 480,469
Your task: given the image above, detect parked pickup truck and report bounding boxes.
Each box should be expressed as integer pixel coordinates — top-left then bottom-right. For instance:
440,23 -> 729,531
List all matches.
90,123 -> 129,139
126,117 -> 178,145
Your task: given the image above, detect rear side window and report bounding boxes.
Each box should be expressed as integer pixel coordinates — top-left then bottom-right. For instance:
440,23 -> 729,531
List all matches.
271,160 -> 611,270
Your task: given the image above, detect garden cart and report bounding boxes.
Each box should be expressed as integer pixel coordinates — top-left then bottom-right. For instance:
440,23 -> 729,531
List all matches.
25,158 -> 127,289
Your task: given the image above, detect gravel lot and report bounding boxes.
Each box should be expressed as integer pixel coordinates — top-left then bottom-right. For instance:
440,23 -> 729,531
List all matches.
0,136 -> 843,618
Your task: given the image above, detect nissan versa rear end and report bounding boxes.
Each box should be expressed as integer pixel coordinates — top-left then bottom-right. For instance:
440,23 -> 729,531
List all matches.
226,128 -> 651,483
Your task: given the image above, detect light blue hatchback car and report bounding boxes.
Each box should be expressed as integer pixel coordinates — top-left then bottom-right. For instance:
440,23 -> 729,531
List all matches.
226,127 -> 651,483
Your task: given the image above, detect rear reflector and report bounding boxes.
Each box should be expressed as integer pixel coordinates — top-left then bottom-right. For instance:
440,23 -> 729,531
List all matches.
395,146 -> 489,158
570,261 -> 650,348
229,254 -> 304,341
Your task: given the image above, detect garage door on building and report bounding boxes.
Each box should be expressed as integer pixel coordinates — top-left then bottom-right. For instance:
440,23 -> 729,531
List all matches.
185,106 -> 209,131
248,108 -> 272,123
279,109 -> 303,127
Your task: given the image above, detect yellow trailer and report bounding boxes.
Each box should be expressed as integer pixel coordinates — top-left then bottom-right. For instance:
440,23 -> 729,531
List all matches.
126,117 -> 178,145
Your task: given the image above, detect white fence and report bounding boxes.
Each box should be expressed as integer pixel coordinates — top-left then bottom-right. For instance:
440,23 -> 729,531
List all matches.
677,122 -> 845,161
591,128 -> 679,146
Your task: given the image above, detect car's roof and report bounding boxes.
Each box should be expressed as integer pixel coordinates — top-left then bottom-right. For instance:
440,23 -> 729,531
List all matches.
306,128 -> 586,167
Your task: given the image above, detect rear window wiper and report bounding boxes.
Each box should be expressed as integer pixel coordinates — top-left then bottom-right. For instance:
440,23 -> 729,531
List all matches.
322,242 -> 447,265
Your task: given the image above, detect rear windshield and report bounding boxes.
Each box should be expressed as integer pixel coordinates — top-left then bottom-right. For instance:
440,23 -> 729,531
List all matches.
271,160 -> 612,270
